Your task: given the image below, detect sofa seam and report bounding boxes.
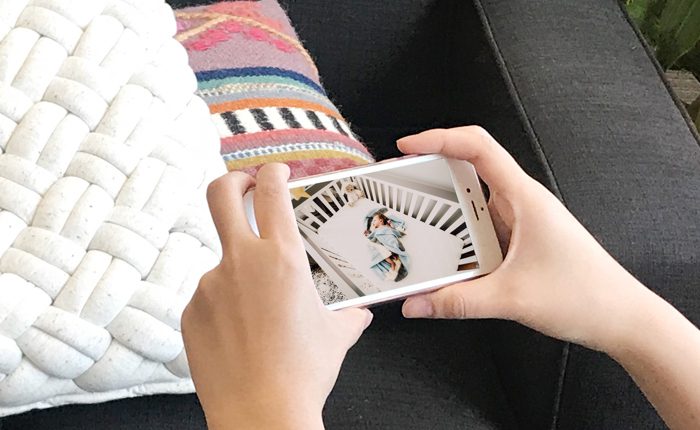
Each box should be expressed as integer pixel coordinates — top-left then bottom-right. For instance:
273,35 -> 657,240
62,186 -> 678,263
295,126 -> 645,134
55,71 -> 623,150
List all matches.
614,1 -> 700,147
448,3 -> 522,429
469,1 -> 566,202
470,1 -> 571,429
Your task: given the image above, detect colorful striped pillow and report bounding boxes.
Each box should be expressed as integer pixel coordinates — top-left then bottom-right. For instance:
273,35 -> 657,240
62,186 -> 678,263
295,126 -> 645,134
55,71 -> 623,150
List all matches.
175,1 -> 375,179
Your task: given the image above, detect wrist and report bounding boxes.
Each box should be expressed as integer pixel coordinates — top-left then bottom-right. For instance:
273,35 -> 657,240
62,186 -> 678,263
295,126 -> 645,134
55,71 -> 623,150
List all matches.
582,263 -> 656,357
601,275 -> 671,361
204,393 -> 324,430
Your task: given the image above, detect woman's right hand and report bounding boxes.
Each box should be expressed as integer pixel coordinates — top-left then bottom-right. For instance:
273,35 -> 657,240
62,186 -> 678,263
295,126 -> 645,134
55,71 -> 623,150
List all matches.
398,126 -> 654,355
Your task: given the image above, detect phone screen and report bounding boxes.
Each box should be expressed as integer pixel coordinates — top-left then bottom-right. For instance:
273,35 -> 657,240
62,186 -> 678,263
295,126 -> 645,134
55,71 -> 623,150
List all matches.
290,157 -> 481,307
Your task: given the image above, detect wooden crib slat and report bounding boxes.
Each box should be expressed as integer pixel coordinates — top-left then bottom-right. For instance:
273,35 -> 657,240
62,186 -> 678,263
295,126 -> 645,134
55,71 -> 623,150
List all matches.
459,255 -> 478,265
425,202 -> 444,226
416,197 -> 434,221
457,228 -> 471,241
360,177 -> 371,201
436,206 -> 459,229
302,207 -> 325,227
297,214 -> 319,233
405,192 -> 415,216
309,201 -> 330,222
369,179 -> 379,202
302,210 -> 324,228
298,219 -> 317,233
391,186 -> 399,211
317,192 -> 337,215
327,185 -> 344,209
445,219 -> 465,235
377,181 -> 384,205
461,244 -> 475,254
359,177 -> 371,201
352,177 -> 366,198
331,182 -> 346,204
401,192 -> 410,215
408,195 -> 422,218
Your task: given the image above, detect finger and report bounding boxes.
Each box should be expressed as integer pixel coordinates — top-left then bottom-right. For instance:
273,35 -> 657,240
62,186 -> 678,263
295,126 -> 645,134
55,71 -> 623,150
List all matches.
334,308 -> 373,348
397,126 -> 524,194
402,274 -> 507,320
488,198 -> 512,254
206,172 -> 257,255
253,163 -> 299,240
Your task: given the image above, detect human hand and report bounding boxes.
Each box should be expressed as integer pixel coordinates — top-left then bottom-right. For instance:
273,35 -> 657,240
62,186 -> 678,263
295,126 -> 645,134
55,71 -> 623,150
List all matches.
182,164 -> 373,430
398,127 -> 651,354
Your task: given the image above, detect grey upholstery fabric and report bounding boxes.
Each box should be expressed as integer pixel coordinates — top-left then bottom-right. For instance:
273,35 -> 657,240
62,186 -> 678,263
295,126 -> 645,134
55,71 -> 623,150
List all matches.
3,0 -> 698,429
475,0 -> 700,428
2,305 -> 519,430
280,0 -> 552,186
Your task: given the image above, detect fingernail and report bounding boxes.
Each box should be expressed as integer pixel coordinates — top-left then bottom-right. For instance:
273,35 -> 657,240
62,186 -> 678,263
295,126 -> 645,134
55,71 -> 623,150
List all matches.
363,310 -> 374,329
403,297 -> 433,318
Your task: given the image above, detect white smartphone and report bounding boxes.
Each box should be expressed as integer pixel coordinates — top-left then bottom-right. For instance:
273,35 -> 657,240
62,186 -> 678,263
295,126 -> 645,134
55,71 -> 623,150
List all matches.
244,154 -> 503,310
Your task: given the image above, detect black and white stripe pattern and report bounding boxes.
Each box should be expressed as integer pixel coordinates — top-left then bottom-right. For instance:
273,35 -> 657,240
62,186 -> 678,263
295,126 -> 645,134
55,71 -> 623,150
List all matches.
220,111 -> 245,134
213,107 -> 354,138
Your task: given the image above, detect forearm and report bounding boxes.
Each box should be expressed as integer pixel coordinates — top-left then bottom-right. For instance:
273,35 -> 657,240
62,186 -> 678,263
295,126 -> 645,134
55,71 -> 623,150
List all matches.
608,286 -> 700,430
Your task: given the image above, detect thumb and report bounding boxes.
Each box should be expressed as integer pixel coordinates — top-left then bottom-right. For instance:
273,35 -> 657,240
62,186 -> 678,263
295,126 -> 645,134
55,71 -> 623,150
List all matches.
402,275 -> 506,319
334,308 -> 373,348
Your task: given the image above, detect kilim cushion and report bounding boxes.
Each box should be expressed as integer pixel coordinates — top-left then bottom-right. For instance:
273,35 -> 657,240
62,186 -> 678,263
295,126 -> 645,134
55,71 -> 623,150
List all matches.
175,0 -> 375,178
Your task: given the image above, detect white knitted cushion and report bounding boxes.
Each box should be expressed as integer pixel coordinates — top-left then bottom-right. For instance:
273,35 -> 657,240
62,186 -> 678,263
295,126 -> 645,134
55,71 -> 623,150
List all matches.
0,0 -> 226,416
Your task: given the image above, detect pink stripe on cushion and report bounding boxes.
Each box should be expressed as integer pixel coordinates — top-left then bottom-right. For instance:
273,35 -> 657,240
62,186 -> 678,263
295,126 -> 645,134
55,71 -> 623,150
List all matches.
237,157 -> 363,180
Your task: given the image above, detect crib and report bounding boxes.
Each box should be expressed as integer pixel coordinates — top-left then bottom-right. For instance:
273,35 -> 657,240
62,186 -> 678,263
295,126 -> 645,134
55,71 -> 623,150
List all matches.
295,174 -> 478,299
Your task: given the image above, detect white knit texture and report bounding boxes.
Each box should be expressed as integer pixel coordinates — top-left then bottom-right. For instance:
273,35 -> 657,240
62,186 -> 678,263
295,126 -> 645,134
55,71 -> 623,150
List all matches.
0,0 -> 226,416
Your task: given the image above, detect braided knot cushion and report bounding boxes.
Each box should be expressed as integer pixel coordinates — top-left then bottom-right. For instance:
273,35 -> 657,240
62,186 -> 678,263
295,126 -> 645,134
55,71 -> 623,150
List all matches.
0,0 -> 226,416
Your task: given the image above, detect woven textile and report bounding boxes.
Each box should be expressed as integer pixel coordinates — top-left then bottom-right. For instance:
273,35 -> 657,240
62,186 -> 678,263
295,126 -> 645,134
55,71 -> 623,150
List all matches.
0,0 -> 225,416
175,1 -> 375,178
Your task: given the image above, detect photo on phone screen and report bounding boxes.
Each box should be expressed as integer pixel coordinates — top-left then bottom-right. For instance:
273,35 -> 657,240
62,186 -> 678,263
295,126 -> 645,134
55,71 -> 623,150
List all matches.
290,158 -> 479,306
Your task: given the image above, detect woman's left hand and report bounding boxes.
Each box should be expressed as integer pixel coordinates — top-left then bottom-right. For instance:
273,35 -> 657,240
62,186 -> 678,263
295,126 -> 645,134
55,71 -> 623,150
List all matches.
182,163 -> 373,430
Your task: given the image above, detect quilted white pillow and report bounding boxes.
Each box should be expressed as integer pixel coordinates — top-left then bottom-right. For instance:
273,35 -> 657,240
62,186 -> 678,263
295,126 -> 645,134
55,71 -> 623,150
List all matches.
0,0 -> 226,417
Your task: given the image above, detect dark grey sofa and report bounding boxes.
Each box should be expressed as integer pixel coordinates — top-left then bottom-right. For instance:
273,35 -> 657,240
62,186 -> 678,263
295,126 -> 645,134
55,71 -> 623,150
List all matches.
3,0 -> 699,429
